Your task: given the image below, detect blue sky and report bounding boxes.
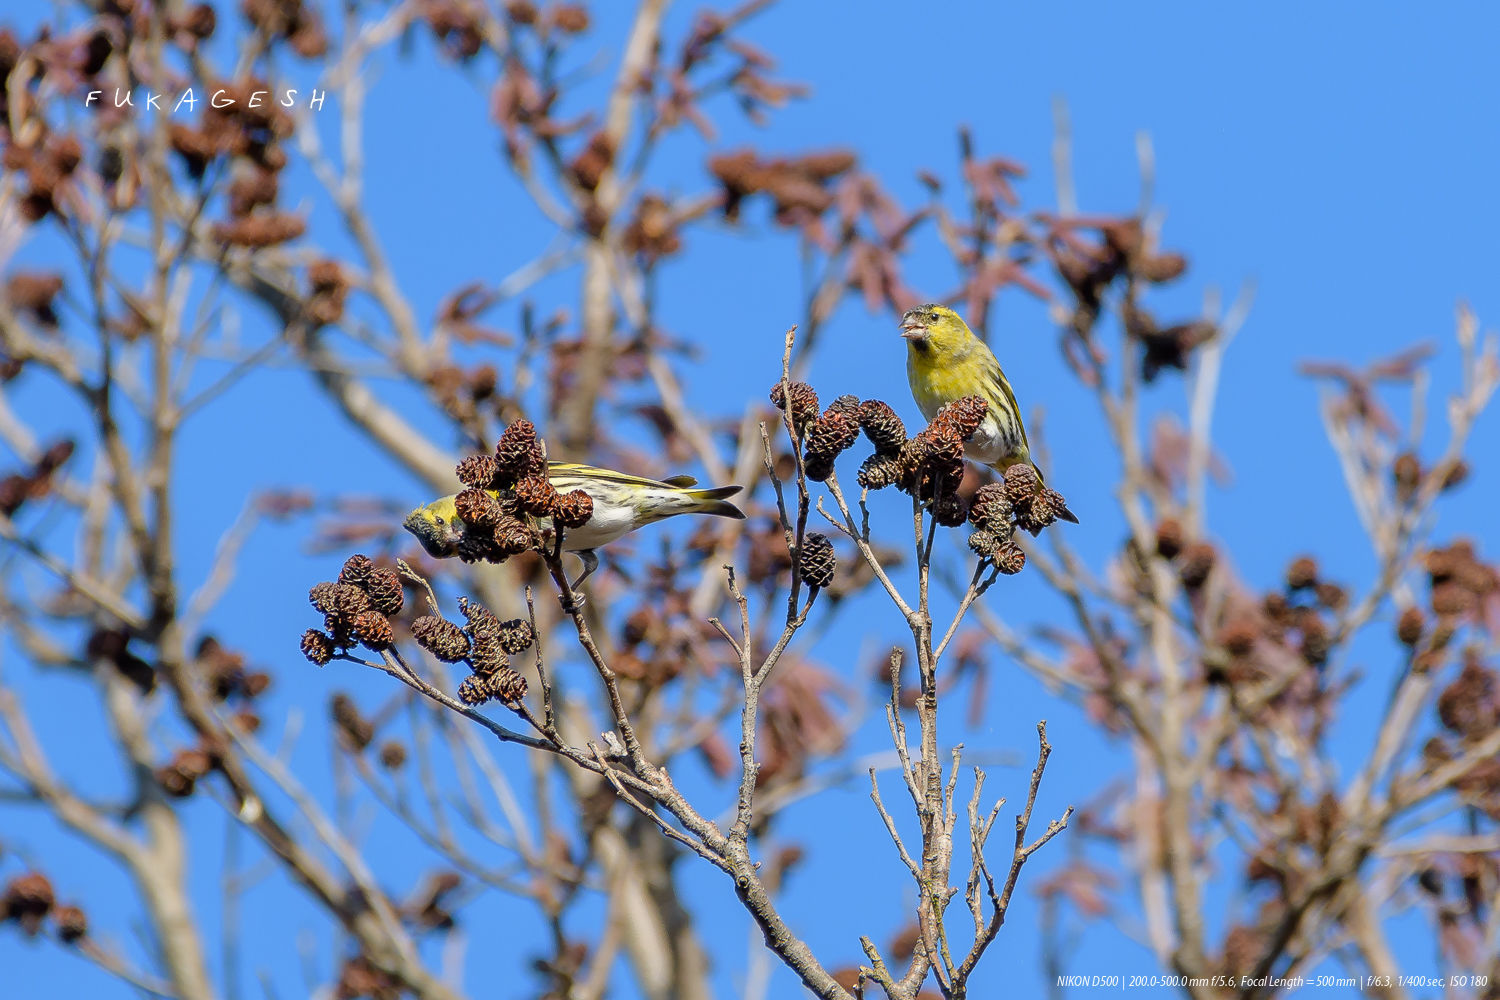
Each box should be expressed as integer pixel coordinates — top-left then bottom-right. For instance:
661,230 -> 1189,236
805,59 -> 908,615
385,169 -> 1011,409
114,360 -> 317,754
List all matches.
3,1 -> 1498,997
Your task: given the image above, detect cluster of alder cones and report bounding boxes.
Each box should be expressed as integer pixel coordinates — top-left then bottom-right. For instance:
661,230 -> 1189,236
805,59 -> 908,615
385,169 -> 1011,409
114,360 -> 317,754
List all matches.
449,419 -> 592,564
300,555 -> 533,707
301,554 -> 405,659
771,381 -> 1071,574
413,596 -> 534,706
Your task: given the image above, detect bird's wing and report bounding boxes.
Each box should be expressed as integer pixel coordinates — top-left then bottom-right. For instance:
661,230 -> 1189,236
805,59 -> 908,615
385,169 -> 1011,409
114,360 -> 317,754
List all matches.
547,461 -> 682,491
978,353 -> 1031,451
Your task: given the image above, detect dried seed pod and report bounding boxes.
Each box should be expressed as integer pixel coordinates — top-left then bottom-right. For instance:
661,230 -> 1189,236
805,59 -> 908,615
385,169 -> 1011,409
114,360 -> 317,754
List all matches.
411,615 -> 470,662
1300,619 -> 1330,666
1016,488 -> 1060,535
330,694 -> 374,751
309,580 -> 367,615
515,474 -> 559,517
1263,593 -> 1294,627
1315,581 -> 1347,611
351,610 -> 395,651
307,581 -> 335,612
857,399 -> 907,454
968,484 -> 1012,532
490,666 -> 528,702
802,412 -> 859,482
1178,542 -> 1216,590
498,618 -> 535,654
1102,217 -> 1145,261
492,488 -> 521,518
1439,459 -> 1469,491
803,453 -> 834,483
931,395 -> 988,442
457,675 -> 492,706
555,489 -> 594,529
1155,518 -> 1184,560
1285,556 -> 1318,591
455,488 -> 502,528
300,628 -> 335,666
1393,451 -> 1421,500
857,452 -> 901,490
312,583 -> 371,633
457,596 -> 499,635
797,532 -> 836,589
154,762 -> 194,798
1219,620 -> 1258,657
1396,606 -> 1425,647
931,492 -> 968,527
378,741 -> 407,770
495,419 -> 545,481
337,553 -> 374,588
823,394 -> 861,420
769,380 -> 819,431
901,426 -> 965,499
1430,581 -> 1473,618
467,634 -> 509,677
54,904 -> 88,943
993,542 -> 1027,575
456,454 -> 499,489
362,568 -> 403,616
2,872 -> 55,933
1002,463 -> 1040,506
323,614 -> 355,650
456,531 -> 503,564
494,517 -> 536,555
967,529 -> 1002,560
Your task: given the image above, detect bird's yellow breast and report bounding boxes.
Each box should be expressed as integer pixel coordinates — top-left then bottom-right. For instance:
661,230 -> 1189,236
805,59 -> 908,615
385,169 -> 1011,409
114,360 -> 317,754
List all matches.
906,342 -> 990,421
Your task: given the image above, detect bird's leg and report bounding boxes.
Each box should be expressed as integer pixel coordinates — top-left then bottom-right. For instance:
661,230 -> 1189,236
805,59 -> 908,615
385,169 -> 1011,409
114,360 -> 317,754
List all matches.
570,549 -> 600,590
559,550 -> 598,613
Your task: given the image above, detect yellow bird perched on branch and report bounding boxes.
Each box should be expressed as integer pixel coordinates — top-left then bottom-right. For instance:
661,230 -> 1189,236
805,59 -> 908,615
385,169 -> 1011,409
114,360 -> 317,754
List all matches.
901,303 -> 1078,523
403,461 -> 745,587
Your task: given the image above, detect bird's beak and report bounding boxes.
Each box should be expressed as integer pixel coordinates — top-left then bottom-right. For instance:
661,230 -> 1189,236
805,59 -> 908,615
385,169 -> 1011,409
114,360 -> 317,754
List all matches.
900,315 -> 927,342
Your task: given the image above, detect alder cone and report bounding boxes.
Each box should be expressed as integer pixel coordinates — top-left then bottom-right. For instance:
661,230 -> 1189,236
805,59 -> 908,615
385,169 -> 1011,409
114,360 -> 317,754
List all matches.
857,453 -> 901,490
300,629 -> 335,665
412,616 -> 470,661
932,395 -> 987,441
555,489 -> 594,529
770,380 -> 819,431
491,667 -> 528,702
495,419 -> 544,481
968,484 -> 1011,532
798,533 -> 836,589
350,610 -> 394,651
337,554 -> 374,588
857,399 -> 906,454
515,474 -> 559,517
363,568 -> 404,616
457,454 -> 499,489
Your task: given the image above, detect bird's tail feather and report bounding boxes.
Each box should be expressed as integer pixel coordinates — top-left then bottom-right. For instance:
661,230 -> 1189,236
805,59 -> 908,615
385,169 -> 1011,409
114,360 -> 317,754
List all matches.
686,485 -> 746,519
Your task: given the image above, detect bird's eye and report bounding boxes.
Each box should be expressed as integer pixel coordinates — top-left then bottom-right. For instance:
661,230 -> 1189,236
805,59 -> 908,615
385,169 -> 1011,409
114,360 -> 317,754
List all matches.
435,516 -> 445,525
928,311 -> 941,323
